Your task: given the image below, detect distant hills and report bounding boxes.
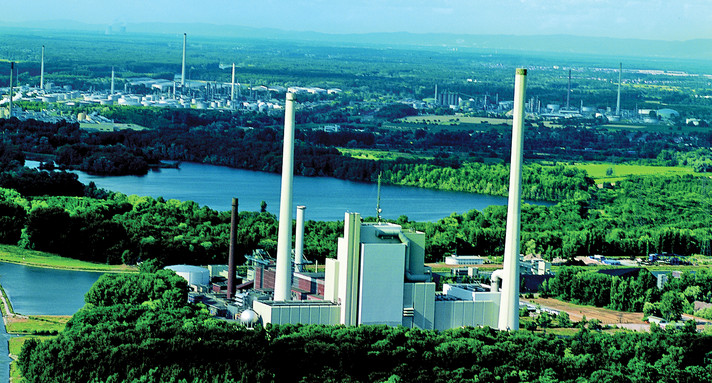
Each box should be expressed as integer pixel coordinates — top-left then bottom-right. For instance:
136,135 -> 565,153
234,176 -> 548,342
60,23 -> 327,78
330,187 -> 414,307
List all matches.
2,20 -> 712,61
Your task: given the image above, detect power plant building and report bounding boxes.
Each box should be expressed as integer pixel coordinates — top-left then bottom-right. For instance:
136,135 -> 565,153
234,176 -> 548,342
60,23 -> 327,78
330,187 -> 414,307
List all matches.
251,214 -> 502,330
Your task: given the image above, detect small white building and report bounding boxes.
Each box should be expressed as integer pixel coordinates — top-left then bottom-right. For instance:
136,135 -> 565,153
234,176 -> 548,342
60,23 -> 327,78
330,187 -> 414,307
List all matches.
445,255 -> 486,265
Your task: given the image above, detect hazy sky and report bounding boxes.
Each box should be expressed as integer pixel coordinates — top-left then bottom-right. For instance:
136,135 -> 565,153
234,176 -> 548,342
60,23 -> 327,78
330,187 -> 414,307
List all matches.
5,0 -> 711,40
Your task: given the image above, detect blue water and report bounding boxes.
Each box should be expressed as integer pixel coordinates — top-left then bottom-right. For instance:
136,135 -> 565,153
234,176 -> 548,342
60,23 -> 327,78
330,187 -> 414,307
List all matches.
28,161 -> 551,221
0,262 -> 103,316
0,316 -> 10,381
0,262 -> 103,381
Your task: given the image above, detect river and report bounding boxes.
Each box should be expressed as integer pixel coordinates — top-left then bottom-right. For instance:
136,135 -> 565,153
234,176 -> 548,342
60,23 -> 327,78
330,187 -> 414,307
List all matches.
28,161 -> 551,221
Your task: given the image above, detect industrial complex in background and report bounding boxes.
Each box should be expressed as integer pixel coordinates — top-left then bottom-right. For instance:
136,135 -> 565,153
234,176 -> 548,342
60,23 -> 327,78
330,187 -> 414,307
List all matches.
0,35 -> 687,127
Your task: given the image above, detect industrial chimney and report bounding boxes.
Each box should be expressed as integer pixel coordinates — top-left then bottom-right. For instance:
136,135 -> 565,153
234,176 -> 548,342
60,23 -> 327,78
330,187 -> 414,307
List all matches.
227,198 -> 238,299
181,33 -> 187,87
497,68 -> 527,332
616,63 -> 622,117
40,46 -> 44,90
231,63 -> 236,109
295,205 -> 306,272
566,69 -> 571,110
110,67 -> 115,95
8,62 -> 13,118
273,93 -> 297,301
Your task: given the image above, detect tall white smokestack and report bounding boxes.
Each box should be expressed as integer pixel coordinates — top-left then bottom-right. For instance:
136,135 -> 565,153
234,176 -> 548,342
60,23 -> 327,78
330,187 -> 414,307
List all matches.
498,68 -> 527,332
110,67 -> 115,95
40,46 -> 44,90
231,63 -> 236,109
273,93 -> 297,301
295,205 -> 306,272
181,33 -> 187,87
616,63 -> 622,116
9,62 -> 14,118
566,68 -> 571,109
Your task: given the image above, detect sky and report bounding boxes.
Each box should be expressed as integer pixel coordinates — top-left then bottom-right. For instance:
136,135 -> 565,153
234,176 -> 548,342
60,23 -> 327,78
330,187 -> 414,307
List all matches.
4,0 -> 712,41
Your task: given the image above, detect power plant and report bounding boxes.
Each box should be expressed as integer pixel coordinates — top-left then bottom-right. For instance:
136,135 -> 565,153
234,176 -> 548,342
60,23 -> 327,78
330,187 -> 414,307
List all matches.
167,70 -> 531,331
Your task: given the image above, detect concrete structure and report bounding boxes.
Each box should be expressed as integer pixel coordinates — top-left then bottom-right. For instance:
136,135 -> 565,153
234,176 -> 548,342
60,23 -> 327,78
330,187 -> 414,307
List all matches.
40,46 -> 45,90
445,255 -> 486,265
231,63 -> 236,109
616,62 -> 622,117
295,205 -> 306,272
273,93 -> 296,301
181,33 -> 187,87
227,198 -> 238,299
165,264 -> 210,286
498,68 -> 527,332
252,214 -> 501,330
8,62 -> 13,118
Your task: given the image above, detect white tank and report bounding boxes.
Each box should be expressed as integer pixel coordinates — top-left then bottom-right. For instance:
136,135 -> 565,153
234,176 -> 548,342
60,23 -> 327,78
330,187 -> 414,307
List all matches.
164,265 -> 210,286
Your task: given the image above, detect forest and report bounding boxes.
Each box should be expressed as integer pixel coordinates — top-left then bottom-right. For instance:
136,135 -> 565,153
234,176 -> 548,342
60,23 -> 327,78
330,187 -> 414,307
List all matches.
17,269 -> 712,383
540,266 -> 712,322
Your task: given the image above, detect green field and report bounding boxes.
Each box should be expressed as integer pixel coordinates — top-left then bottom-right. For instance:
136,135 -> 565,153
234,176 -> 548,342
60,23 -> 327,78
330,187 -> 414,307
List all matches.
338,147 -> 432,161
387,115 -> 513,132
565,163 -> 697,183
0,245 -> 137,273
6,315 -> 70,335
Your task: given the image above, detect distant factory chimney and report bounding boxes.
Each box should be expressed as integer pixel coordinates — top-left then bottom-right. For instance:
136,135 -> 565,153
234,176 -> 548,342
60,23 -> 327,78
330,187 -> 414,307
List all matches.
434,84 -> 438,102
566,68 -> 571,109
8,62 -> 14,118
40,46 -> 44,90
181,33 -> 187,87
227,198 -> 238,299
616,63 -> 622,116
231,63 -> 236,109
273,93 -> 297,301
295,205 -> 306,272
110,67 -> 115,95
498,68 -> 527,332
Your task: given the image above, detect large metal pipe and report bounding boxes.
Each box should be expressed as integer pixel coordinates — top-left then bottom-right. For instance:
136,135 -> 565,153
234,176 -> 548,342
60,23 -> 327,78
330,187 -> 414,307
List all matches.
273,93 -> 296,301
616,63 -> 622,116
181,33 -> 186,87
40,46 -> 44,90
227,198 -> 238,299
295,205 -> 306,272
498,68 -> 527,332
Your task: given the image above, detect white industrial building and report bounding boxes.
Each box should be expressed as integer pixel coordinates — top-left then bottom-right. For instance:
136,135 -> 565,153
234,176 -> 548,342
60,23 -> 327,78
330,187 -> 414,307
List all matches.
252,213 -> 502,330
445,255 -> 486,265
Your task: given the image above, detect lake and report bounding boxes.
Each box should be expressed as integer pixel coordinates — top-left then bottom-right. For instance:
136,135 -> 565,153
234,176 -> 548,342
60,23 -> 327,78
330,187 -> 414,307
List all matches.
28,161 -> 551,222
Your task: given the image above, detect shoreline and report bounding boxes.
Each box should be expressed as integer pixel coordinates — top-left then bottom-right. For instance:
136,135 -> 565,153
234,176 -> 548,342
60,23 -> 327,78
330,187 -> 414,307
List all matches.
0,245 -> 137,274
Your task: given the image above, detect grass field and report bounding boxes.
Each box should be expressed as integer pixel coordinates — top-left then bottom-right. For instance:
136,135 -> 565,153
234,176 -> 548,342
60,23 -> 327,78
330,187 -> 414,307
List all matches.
5,315 -> 70,335
0,244 -> 137,273
338,147 -> 433,161
563,163 -> 697,183
386,115 -> 513,132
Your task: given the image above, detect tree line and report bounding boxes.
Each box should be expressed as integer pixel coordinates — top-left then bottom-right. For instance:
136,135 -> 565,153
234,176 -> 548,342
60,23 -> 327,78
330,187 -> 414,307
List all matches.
17,270 -> 712,382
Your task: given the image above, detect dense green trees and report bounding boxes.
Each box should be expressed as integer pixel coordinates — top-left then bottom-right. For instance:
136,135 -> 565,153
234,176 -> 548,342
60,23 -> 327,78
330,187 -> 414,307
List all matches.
19,301 -> 712,382
540,267 -> 658,312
